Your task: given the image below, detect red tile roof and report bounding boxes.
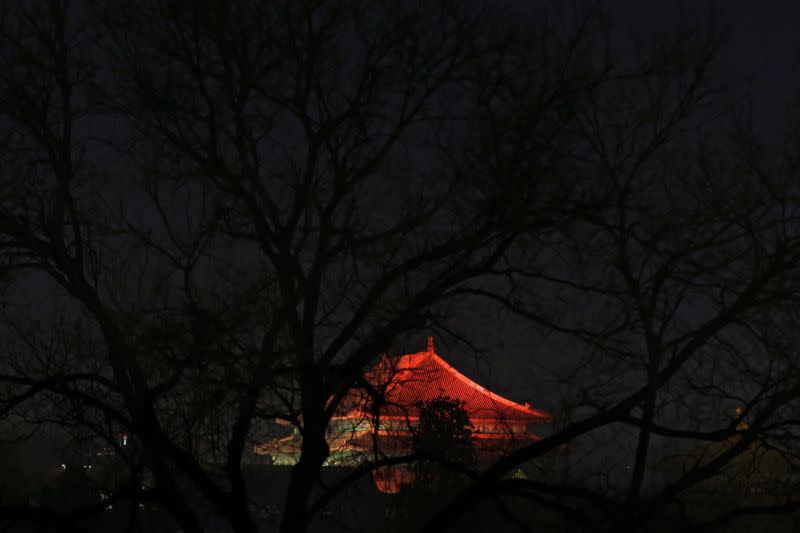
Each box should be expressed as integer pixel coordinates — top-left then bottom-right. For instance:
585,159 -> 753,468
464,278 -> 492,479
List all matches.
334,338 -> 550,425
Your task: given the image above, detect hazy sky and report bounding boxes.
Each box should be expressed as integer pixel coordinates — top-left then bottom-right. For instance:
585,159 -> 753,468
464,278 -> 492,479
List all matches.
451,1 -> 800,412
612,0 -> 800,134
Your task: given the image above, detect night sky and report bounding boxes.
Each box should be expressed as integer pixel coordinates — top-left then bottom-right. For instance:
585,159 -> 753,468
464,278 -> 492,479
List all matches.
5,0 -> 800,459
6,0 -> 800,413
454,0 -> 800,410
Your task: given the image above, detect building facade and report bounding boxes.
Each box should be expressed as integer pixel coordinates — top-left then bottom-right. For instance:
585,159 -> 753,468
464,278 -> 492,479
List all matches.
256,338 -> 550,492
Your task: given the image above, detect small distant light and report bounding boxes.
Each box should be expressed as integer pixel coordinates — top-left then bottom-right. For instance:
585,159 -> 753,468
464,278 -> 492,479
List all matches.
61,464 -> 66,469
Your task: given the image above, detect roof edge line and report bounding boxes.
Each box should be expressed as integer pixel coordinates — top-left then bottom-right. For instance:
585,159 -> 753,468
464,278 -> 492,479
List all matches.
427,353 -> 550,420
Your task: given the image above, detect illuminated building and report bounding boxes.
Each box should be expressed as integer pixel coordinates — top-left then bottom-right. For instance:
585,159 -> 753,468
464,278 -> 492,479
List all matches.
255,337 -> 550,492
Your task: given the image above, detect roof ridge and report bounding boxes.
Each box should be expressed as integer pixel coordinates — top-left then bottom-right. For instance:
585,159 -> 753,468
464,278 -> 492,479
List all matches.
395,349 -> 433,366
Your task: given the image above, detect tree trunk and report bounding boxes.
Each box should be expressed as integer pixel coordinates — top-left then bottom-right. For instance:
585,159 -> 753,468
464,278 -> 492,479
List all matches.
280,417 -> 329,533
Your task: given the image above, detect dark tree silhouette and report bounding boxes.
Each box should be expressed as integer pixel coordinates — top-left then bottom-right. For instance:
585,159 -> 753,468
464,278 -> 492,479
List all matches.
0,1 -> 597,531
412,396 -> 475,473
387,396 -> 475,532
1,1 -> 800,533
